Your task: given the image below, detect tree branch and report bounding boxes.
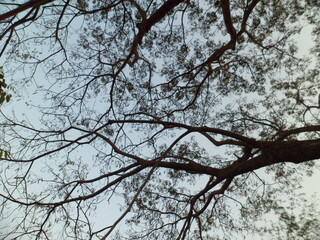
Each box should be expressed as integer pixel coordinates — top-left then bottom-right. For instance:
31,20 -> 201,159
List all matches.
220,0 -> 237,49
0,0 -> 53,22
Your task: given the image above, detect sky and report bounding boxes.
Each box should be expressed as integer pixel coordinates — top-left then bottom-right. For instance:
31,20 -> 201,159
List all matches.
295,25 -> 320,199
0,1 -> 319,240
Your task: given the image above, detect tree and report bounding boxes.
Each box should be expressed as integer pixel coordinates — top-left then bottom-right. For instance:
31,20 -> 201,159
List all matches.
0,0 -> 319,239
244,192 -> 320,240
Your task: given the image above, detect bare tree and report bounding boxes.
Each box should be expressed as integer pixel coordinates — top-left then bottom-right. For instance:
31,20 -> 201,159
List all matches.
0,0 -> 319,239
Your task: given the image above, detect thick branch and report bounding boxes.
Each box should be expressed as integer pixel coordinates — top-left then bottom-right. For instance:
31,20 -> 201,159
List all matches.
137,0 -> 184,37
277,125 -> 320,140
220,0 -> 237,49
240,0 -> 261,32
205,0 -> 261,64
108,120 -> 320,180
218,139 -> 320,179
0,0 -> 53,22
141,139 -> 320,179
127,0 -> 185,65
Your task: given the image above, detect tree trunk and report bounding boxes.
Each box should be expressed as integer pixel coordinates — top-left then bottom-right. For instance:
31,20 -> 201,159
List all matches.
219,140 -> 320,179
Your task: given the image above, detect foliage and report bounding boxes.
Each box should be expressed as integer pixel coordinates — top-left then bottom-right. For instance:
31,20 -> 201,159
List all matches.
0,0 -> 319,239
0,67 -> 12,164
244,190 -> 320,240
0,67 -> 12,104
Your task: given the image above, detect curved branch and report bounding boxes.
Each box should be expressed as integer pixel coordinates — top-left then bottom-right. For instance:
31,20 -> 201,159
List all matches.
108,119 -> 257,145
220,0 -> 237,49
0,0 -> 53,22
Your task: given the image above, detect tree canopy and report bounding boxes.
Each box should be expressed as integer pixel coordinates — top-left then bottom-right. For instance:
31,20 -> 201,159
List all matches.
0,0 -> 319,239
